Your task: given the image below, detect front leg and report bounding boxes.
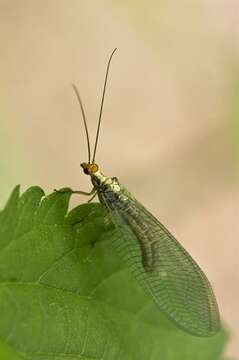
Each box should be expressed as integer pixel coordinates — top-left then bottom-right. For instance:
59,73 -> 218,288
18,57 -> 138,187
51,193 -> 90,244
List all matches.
87,191 -> 98,203
54,187 -> 96,197
71,188 -> 96,197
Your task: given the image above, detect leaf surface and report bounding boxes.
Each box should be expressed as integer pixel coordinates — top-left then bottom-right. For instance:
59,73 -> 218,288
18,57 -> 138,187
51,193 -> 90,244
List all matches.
0,186 -> 228,359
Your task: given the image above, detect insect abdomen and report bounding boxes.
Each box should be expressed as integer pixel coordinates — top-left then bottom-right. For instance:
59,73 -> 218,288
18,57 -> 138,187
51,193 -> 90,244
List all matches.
120,205 -> 157,272
99,183 -> 157,272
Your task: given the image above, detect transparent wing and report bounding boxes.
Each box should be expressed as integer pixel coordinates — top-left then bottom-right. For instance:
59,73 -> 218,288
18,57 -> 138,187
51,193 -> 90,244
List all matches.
100,185 -> 220,337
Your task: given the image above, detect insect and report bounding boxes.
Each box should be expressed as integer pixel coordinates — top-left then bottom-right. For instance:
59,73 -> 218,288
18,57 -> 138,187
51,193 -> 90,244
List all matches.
67,49 -> 220,337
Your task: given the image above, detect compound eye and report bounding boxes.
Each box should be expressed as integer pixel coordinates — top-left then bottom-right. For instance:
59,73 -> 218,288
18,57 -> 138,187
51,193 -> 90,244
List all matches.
83,168 -> 90,175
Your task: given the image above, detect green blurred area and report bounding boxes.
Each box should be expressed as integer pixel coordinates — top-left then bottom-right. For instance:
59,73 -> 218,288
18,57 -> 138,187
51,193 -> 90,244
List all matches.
0,119 -> 18,206
226,64 -> 239,162
0,339 -> 22,360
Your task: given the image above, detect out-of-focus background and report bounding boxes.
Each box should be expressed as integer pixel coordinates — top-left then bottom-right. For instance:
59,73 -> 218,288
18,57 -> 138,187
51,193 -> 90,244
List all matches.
0,1 -> 238,358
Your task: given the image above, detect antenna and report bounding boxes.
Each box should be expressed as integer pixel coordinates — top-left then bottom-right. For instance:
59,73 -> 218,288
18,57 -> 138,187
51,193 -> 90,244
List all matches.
72,84 -> 91,163
92,48 -> 117,163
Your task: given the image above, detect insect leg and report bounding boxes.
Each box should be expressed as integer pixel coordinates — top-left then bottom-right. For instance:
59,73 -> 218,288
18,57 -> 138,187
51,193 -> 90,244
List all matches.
87,192 -> 98,203
54,187 -> 96,196
71,187 -> 96,196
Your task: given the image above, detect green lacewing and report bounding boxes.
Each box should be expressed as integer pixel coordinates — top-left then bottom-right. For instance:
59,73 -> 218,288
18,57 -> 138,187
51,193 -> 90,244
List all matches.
70,49 -> 220,336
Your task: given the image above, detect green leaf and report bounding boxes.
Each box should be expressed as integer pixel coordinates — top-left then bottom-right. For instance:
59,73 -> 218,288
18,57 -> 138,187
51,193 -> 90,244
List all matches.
0,186 -> 228,359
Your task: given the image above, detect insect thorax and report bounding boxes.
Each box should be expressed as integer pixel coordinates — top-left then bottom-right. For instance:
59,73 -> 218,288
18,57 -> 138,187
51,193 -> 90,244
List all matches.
91,171 -> 120,192
91,171 -> 128,206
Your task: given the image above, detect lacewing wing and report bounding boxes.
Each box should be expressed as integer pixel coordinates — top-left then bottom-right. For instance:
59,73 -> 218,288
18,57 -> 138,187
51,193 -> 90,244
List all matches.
80,169 -> 220,337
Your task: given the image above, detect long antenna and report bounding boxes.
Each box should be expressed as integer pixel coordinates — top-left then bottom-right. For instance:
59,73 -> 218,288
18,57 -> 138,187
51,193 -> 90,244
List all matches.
92,48 -> 117,163
72,84 -> 91,163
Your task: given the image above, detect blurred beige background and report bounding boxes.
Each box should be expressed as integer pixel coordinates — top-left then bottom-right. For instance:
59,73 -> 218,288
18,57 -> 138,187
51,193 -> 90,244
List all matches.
0,1 -> 238,358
